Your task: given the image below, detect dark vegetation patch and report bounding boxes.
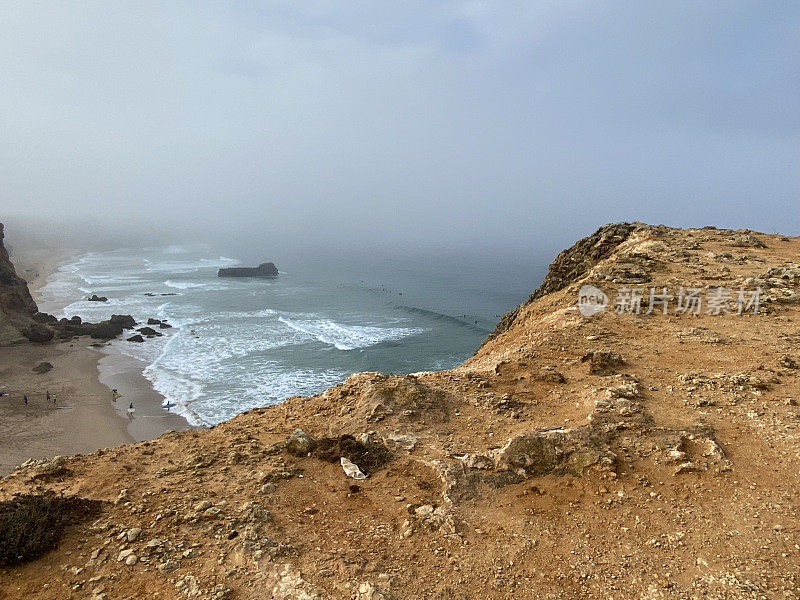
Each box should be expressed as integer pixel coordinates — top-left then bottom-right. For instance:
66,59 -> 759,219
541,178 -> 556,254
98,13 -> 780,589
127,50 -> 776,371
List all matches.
0,493 -> 104,567
311,435 -> 393,475
29,466 -> 73,484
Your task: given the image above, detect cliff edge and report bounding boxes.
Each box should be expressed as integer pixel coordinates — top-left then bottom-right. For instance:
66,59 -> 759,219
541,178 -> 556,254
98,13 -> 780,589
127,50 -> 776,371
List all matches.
2,223 -> 799,599
0,223 -> 38,344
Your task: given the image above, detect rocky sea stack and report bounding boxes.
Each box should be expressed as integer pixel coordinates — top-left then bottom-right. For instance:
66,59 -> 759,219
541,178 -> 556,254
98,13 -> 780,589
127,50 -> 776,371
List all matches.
218,262 -> 278,278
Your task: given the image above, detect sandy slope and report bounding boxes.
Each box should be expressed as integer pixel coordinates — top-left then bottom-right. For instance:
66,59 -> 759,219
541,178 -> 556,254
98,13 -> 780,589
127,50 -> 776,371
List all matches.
1,224 -> 799,599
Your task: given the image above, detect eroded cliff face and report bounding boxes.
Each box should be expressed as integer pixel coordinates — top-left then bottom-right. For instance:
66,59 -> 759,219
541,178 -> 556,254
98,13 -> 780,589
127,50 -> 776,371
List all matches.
483,221 -> 643,345
2,224 -> 800,599
0,223 -> 37,344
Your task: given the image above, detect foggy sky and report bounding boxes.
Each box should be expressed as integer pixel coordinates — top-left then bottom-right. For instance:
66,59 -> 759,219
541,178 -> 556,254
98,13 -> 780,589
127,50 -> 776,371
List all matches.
1,2 -> 798,256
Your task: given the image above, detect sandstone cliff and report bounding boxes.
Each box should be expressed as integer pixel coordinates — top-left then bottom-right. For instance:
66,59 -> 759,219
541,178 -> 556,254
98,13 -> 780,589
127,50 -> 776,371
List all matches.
0,223 -> 38,344
2,224 -> 799,599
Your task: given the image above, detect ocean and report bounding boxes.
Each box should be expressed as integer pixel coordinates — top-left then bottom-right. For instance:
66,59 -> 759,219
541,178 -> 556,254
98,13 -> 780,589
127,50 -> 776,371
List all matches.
38,245 -> 545,426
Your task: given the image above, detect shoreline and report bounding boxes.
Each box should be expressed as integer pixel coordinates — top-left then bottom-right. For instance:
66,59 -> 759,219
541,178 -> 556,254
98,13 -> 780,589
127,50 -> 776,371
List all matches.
0,247 -> 192,476
96,349 -> 193,442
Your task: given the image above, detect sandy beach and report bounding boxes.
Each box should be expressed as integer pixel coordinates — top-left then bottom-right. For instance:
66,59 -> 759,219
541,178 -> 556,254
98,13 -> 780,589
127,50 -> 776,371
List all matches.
0,247 -> 192,476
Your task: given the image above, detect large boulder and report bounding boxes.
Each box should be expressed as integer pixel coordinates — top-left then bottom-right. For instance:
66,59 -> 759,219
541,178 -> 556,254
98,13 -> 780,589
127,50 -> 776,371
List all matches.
109,314 -> 137,329
32,312 -> 58,324
285,429 -> 316,456
582,350 -> 624,375
497,427 -> 615,478
88,321 -> 124,339
22,324 -> 55,344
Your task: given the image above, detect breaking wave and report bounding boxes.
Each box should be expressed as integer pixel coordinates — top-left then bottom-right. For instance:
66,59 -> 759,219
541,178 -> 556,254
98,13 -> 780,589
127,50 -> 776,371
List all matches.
278,316 -> 425,351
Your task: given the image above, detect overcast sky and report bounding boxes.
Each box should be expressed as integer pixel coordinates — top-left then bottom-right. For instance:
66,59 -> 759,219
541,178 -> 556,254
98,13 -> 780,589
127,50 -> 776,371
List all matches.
1,1 -> 798,254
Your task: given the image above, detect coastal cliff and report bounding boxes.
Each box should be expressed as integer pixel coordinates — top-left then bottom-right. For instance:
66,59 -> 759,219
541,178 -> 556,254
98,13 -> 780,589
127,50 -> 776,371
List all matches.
0,223 -> 38,344
2,224 -> 799,599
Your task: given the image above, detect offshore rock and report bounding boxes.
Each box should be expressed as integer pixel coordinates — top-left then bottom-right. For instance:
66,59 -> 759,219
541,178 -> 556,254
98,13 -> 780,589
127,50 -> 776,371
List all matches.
218,262 -> 278,278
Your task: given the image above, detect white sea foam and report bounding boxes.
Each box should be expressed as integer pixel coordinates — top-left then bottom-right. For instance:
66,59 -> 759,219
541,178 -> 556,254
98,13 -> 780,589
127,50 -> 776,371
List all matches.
182,366 -> 346,425
278,316 -> 425,350
163,280 -> 207,290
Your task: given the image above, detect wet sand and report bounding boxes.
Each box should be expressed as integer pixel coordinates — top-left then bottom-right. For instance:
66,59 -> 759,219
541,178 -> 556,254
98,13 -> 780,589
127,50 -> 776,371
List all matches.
97,350 -> 193,442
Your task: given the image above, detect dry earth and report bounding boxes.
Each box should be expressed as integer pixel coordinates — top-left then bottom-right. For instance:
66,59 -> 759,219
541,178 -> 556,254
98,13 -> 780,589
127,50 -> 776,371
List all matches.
1,223 -> 799,599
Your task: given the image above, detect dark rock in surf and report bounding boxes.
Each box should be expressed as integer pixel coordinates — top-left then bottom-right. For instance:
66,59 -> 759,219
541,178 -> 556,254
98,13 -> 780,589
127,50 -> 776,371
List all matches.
88,322 -> 124,339
108,315 -> 137,330
137,326 -> 162,337
87,294 -> 108,302
127,334 -> 145,343
218,262 -> 278,278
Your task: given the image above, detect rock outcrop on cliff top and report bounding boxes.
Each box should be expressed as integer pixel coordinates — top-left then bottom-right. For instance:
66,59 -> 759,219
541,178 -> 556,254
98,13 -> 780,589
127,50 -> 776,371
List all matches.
0,223 -> 38,344
2,223 -> 800,599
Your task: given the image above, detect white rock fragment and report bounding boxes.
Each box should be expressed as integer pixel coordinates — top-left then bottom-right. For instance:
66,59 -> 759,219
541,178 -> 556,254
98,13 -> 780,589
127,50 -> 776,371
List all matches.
340,457 -> 367,479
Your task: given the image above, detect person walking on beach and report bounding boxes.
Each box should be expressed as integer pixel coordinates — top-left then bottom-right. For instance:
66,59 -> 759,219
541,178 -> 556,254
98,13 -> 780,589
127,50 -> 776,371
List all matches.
46,391 -> 51,402
52,393 -> 57,406
23,394 -> 28,405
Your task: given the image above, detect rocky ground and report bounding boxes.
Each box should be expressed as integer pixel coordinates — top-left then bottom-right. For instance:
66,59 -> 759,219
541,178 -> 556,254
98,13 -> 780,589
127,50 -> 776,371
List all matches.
1,223 -> 799,599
